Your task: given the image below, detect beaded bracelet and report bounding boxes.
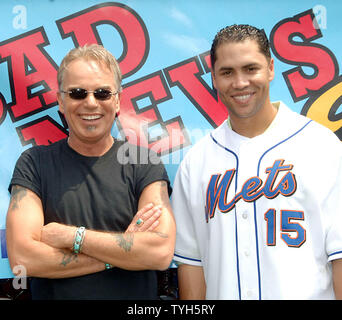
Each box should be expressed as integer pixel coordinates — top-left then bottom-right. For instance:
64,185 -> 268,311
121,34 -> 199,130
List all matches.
73,226 -> 86,254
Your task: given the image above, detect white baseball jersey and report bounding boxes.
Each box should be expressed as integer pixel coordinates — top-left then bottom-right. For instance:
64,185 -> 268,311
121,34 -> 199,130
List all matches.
172,101 -> 342,300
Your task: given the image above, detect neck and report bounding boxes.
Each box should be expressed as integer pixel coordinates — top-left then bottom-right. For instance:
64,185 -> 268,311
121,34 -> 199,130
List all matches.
67,135 -> 114,157
230,101 -> 278,138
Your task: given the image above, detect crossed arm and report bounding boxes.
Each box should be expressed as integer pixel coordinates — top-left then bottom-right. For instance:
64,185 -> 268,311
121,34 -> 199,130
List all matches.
6,181 -> 175,279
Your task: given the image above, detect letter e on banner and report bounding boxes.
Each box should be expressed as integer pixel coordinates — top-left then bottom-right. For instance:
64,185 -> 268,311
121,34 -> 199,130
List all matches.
164,54 -> 228,128
118,71 -> 190,155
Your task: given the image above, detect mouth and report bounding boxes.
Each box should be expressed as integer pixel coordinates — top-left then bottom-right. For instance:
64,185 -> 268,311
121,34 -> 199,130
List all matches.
79,114 -> 103,121
231,92 -> 255,104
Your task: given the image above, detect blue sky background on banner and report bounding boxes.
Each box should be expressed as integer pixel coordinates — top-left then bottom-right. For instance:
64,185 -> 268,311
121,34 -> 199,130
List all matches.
0,0 -> 340,278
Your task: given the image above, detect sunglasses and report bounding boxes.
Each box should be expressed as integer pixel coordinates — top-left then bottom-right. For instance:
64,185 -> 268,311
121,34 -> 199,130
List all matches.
60,88 -> 118,101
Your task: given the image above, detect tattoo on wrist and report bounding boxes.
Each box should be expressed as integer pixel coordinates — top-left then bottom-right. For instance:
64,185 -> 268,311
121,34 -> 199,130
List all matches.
115,233 -> 134,252
60,250 -> 78,267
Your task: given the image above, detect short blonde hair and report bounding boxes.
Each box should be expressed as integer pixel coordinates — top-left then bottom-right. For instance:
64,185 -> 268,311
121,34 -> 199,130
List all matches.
57,44 -> 122,92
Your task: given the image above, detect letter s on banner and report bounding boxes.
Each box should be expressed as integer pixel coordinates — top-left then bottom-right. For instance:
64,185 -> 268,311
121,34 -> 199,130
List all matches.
56,2 -> 149,78
270,9 -> 338,102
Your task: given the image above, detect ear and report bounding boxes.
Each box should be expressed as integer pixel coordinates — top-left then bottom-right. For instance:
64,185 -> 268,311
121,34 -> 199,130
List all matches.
57,92 -> 65,114
114,92 -> 121,117
268,58 -> 275,82
211,71 -> 217,89
115,92 -> 121,114
57,92 -> 68,129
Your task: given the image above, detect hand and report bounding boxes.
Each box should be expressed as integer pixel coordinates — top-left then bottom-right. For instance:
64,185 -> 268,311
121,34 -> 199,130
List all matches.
41,222 -> 75,249
125,203 -> 162,233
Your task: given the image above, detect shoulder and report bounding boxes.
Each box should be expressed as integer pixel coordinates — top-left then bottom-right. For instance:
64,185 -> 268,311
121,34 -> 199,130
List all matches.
277,102 -> 311,130
306,119 -> 342,153
277,102 -> 340,144
17,139 -> 67,164
278,103 -> 342,161
181,124 -> 225,166
286,104 -> 341,147
22,139 -> 66,156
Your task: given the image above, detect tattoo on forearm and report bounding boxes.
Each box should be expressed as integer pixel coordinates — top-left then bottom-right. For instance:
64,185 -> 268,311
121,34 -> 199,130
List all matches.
158,181 -> 172,209
153,231 -> 168,239
9,186 -> 28,210
115,233 -> 134,252
60,250 -> 78,267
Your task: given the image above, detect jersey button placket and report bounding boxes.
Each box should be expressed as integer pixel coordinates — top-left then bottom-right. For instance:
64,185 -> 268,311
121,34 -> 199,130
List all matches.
236,143 -> 261,300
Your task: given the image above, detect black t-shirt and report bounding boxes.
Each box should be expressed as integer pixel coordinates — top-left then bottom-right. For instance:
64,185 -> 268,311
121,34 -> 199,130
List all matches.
9,138 -> 171,300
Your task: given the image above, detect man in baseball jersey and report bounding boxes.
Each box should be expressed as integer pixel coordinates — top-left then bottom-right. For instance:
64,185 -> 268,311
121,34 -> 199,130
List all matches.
172,24 -> 342,299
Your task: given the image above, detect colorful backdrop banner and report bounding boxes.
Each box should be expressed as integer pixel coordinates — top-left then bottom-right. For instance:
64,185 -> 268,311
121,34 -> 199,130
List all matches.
0,0 -> 341,278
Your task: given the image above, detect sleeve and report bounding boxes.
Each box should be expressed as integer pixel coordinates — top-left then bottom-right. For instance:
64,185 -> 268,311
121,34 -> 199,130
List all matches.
171,158 -> 202,266
8,148 -> 42,198
134,147 -> 172,199
325,150 -> 342,262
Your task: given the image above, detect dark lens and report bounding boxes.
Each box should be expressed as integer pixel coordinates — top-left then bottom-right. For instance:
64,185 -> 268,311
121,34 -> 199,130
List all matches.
69,88 -> 87,100
94,89 -> 112,100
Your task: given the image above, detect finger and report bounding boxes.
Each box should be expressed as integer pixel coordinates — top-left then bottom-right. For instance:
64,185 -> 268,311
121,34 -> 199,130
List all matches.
139,205 -> 162,223
125,205 -> 158,233
138,208 -> 162,232
132,203 -> 154,224
146,219 -> 160,232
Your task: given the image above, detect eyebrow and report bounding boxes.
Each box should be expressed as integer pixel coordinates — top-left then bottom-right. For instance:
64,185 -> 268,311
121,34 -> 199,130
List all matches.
243,63 -> 261,68
67,85 -> 113,90
218,63 -> 261,72
217,66 -> 233,73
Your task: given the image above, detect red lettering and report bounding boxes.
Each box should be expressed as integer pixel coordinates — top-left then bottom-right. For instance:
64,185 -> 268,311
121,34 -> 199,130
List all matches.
164,55 -> 228,128
118,71 -> 189,155
270,9 -> 338,101
56,2 -> 149,78
0,27 -> 58,120
0,93 -> 6,125
17,116 -> 68,146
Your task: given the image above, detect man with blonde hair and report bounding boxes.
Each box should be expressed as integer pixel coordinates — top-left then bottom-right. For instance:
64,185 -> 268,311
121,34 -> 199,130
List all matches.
6,44 -> 175,299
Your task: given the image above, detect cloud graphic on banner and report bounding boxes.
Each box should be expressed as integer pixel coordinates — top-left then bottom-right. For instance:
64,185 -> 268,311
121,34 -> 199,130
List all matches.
163,33 -> 210,55
170,8 -> 193,28
164,7 -> 210,55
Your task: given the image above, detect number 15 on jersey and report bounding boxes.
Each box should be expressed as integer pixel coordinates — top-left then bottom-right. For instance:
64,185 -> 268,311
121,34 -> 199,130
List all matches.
264,209 -> 306,247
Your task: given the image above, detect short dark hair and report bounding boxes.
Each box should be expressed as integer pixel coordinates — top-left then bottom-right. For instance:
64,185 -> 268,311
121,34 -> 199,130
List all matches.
210,24 -> 271,69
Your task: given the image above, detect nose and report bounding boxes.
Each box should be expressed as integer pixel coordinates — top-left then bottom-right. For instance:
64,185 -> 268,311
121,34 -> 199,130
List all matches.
84,92 -> 98,108
232,72 -> 249,89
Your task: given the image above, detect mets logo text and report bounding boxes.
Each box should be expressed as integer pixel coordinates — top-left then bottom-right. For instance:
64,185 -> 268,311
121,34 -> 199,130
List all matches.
205,159 -> 297,222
